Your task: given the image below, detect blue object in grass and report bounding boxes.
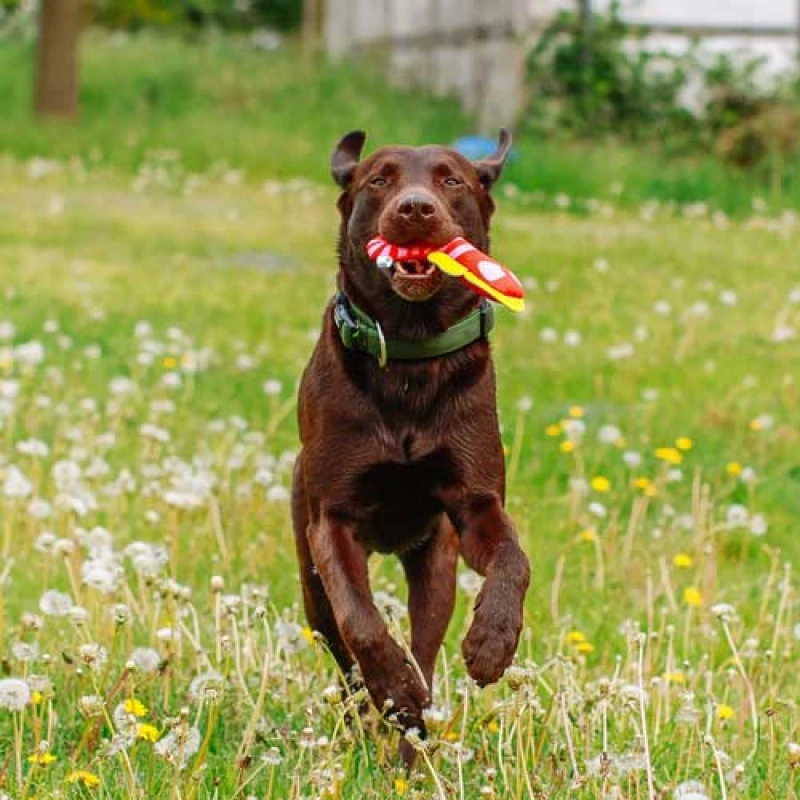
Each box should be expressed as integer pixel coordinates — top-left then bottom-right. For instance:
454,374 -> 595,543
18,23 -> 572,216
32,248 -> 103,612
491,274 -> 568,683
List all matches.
452,135 -> 517,161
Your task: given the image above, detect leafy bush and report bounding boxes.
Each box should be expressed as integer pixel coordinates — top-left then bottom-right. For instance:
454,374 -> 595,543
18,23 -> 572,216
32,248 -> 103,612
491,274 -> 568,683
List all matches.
526,1 -> 691,139
0,0 -> 303,31
92,0 -> 303,30
524,0 -> 800,172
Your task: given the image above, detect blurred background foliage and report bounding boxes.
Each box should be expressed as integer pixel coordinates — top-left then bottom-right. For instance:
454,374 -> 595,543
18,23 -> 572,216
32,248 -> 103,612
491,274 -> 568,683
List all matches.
525,1 -> 800,177
0,0 -> 798,211
1,0 -> 303,31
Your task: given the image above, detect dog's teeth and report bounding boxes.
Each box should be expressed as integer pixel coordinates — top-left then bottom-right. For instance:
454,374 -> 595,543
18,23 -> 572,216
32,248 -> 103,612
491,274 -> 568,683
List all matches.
376,255 -> 394,270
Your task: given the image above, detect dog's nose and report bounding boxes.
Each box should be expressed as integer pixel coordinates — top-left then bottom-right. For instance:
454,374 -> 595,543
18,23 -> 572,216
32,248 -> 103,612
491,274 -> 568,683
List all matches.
397,193 -> 437,221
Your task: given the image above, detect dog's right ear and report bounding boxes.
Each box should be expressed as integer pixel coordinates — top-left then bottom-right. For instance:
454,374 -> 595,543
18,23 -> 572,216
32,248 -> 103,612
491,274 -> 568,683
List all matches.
331,130 -> 367,189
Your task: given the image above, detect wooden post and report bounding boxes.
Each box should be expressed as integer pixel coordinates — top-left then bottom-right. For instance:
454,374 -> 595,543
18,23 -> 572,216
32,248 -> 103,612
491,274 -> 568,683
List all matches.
34,0 -> 81,118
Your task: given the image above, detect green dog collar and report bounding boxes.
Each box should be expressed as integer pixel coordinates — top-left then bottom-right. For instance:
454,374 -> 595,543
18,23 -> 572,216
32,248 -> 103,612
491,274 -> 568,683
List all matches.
333,293 -> 494,367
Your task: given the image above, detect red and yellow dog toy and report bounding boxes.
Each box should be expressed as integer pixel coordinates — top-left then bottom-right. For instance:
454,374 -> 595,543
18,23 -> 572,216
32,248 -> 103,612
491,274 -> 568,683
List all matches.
366,236 -> 525,312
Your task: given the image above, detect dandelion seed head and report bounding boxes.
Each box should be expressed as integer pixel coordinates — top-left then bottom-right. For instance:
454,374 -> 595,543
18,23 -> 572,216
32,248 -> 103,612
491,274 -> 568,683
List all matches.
77,643 -> 108,671
0,678 -> 31,711
39,590 -> 72,617
674,780 -> 710,800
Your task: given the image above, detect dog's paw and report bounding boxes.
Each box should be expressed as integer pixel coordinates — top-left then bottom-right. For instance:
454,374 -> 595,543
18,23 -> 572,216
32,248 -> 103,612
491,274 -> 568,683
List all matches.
362,643 -> 430,731
462,583 -> 524,687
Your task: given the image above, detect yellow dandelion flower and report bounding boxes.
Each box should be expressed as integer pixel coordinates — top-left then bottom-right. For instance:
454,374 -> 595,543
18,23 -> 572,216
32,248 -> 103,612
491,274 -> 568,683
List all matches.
591,476 -> 611,493
634,477 -> 652,490
546,423 -> 563,437
568,406 -> 584,419
136,723 -> 160,743
726,461 -> 743,476
576,641 -> 595,654
560,440 -> 575,454
655,447 -> 682,465
302,626 -> 315,645
487,719 -> 500,733
67,770 -> 100,788
748,418 -> 763,431
28,752 -> 56,766
124,698 -> 147,718
579,529 -> 597,543
717,704 -> 735,721
394,777 -> 408,796
163,356 -> 177,369
31,691 -> 43,705
673,553 -> 693,568
664,671 -> 686,684
445,731 -> 460,742
566,631 -> 587,644
676,437 -> 693,451
683,587 -> 703,607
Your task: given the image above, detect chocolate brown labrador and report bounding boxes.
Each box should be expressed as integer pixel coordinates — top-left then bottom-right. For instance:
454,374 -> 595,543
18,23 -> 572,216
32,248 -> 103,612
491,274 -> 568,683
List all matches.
291,129 -> 530,757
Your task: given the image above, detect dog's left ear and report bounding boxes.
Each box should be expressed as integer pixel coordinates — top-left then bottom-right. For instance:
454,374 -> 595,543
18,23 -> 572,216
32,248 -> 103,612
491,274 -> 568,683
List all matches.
475,128 -> 513,190
331,130 -> 367,189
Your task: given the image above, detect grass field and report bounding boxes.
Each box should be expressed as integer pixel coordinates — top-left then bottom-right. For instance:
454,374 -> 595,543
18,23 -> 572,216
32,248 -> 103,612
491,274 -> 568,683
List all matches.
1,30 -> 800,214
0,30 -> 800,800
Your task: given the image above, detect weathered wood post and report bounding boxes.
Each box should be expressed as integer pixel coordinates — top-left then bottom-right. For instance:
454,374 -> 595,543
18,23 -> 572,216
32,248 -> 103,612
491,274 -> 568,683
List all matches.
35,0 -> 81,118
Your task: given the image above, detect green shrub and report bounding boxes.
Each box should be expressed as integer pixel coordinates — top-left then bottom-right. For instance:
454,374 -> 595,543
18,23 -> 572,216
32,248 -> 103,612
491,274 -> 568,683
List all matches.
0,0 -> 303,31
524,0 -> 800,173
526,1 -> 691,139
96,0 -> 302,31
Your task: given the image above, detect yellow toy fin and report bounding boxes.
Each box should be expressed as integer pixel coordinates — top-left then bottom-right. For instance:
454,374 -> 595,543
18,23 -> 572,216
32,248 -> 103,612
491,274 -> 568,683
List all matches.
428,252 -> 525,313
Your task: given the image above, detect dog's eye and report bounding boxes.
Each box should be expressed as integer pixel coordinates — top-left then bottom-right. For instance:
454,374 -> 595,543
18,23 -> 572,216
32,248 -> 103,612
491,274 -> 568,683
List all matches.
443,176 -> 462,187
369,176 -> 388,187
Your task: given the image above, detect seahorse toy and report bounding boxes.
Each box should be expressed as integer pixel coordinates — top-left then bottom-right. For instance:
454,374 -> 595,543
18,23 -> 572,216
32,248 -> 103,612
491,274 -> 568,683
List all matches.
366,236 -> 525,312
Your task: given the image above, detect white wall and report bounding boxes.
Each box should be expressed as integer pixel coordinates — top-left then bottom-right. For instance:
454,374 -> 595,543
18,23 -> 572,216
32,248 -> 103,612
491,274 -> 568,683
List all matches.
529,0 -> 799,85
531,0 -> 797,29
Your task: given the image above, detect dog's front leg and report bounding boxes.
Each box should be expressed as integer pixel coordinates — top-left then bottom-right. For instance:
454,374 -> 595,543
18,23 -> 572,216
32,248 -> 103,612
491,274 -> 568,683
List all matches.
307,507 -> 431,730
452,493 -> 530,686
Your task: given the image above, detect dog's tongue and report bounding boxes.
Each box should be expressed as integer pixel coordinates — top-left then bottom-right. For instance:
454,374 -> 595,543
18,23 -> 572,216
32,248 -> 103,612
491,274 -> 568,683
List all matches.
365,236 -> 525,313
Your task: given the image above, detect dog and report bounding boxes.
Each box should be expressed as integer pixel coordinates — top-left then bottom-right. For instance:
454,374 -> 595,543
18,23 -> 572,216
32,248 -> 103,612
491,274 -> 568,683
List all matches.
291,129 -> 530,756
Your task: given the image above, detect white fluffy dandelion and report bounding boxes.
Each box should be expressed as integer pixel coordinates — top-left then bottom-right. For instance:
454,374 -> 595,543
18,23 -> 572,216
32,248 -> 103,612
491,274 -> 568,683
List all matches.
674,780 -> 710,800
130,648 -> 161,675
0,678 -> 31,711
39,589 -> 73,617
154,726 -> 201,767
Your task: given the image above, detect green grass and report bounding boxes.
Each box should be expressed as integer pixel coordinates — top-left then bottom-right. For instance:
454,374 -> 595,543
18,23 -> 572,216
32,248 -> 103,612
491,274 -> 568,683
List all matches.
0,151 -> 799,798
1,29 -> 799,213
0,29 -> 799,800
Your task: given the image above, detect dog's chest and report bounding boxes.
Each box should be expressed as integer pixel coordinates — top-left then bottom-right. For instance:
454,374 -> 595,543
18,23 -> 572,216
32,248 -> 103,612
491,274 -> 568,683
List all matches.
349,440 -> 460,554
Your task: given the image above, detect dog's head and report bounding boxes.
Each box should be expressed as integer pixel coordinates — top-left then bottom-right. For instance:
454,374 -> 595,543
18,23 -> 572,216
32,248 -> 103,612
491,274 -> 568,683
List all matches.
331,131 -> 512,307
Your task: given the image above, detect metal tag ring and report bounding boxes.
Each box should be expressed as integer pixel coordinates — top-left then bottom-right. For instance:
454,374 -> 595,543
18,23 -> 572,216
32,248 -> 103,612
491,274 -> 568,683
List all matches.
375,321 -> 388,368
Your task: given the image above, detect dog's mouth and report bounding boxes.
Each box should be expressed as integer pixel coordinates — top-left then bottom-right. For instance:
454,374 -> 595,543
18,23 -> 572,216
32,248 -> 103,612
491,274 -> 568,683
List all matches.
393,259 -> 437,278
389,256 -> 445,301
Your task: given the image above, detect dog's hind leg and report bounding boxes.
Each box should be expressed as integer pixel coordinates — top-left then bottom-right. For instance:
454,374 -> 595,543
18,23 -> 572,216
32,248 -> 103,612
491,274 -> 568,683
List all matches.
399,515 -> 459,765
401,516 -> 459,690
292,455 -> 354,679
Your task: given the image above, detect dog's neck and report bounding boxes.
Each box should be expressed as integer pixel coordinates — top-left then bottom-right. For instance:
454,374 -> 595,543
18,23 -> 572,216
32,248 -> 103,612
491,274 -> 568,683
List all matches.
337,270 -> 482,341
